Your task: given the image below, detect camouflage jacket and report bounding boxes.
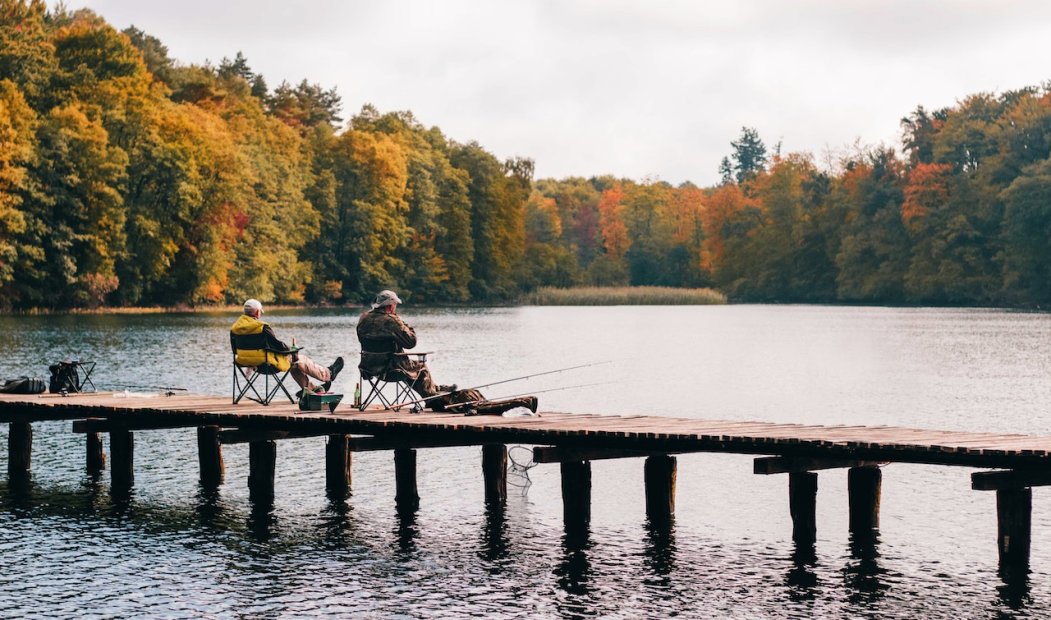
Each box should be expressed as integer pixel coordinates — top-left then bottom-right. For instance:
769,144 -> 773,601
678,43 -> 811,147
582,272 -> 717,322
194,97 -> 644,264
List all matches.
356,308 -> 421,380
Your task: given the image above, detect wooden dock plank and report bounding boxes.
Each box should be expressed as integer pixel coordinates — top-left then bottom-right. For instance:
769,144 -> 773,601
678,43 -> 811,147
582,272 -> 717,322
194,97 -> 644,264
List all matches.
2,393 -> 1051,467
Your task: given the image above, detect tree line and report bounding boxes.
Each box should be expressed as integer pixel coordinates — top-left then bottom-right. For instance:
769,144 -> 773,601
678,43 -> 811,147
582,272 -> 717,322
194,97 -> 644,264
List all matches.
2,1 -> 1050,309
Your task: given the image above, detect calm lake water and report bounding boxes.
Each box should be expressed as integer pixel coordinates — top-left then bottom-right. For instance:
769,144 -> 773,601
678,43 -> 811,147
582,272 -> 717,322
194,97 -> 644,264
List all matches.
1,305 -> 1050,618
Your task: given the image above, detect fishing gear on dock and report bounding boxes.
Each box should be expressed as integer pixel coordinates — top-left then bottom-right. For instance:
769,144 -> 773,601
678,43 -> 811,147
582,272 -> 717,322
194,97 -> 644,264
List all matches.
453,381 -> 614,416
100,384 -> 189,397
392,360 -> 614,411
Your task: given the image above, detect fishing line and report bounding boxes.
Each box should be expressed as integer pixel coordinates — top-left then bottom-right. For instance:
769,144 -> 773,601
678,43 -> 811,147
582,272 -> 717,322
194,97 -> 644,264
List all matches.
394,359 -> 616,411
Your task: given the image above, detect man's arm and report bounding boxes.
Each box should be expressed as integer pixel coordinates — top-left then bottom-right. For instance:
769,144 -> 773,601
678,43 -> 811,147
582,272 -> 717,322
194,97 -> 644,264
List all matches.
388,315 -> 418,349
262,324 -> 291,352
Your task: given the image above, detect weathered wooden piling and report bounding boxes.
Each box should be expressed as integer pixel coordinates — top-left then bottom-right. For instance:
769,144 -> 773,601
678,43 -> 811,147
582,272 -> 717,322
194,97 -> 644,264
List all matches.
248,440 -> 277,504
326,434 -> 352,499
848,466 -> 882,532
197,425 -> 224,487
561,460 -> 592,531
8,421 -> 31,480
86,431 -> 105,475
109,429 -> 134,488
394,448 -> 419,511
997,488 -> 1032,566
789,471 -> 818,545
644,454 -> 677,523
482,444 -> 507,505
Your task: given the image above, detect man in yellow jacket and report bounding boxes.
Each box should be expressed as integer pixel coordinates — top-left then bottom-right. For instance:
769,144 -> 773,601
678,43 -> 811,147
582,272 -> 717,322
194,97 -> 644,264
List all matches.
231,299 -> 344,394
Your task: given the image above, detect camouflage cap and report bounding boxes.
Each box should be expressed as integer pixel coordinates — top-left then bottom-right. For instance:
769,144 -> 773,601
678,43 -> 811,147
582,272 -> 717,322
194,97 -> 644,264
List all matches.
371,289 -> 403,309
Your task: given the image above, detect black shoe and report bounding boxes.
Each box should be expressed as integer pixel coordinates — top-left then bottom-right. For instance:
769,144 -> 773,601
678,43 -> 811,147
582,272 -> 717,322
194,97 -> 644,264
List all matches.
328,356 -> 344,381
323,356 -> 344,391
527,396 -> 538,414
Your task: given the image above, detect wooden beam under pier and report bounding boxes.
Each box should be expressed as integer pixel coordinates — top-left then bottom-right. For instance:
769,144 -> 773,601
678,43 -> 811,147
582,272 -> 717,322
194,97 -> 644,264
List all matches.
533,446 -> 659,463
218,428 -> 331,444
972,469 -> 1051,491
347,435 -> 478,452
73,418 -> 201,433
753,456 -> 882,475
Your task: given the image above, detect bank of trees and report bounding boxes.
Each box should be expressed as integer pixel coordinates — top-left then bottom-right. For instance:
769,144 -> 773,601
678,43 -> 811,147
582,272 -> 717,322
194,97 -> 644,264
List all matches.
521,93 -> 1051,306
0,2 -> 530,308
2,1 -> 1051,309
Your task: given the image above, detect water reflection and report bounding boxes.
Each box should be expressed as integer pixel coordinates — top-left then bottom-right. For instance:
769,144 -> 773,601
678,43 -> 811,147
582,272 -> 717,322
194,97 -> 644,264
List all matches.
194,487 -> 233,532
247,504 -> 276,542
556,527 -> 592,592
480,502 -> 510,564
107,485 -> 134,516
843,531 -> 888,605
785,541 -> 819,602
394,504 -> 418,555
643,518 -> 677,581
317,499 -> 355,550
996,562 -> 1032,613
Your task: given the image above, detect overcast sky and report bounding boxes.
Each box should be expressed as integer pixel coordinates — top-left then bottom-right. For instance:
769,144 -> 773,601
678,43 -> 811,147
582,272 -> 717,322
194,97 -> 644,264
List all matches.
62,0 -> 1051,186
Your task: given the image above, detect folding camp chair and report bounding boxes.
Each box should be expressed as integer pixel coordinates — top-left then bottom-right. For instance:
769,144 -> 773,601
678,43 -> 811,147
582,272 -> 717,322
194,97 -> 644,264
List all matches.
48,359 -> 96,394
232,346 -> 297,405
70,360 -> 96,392
358,352 -> 431,412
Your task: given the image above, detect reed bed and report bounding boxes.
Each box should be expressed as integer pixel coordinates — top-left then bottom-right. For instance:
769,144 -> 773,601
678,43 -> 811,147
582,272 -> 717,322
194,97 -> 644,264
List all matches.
526,286 -> 727,306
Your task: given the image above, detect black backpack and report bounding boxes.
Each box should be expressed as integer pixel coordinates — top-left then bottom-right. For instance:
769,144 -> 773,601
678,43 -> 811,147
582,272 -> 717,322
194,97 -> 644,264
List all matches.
48,362 -> 81,394
0,376 -> 46,394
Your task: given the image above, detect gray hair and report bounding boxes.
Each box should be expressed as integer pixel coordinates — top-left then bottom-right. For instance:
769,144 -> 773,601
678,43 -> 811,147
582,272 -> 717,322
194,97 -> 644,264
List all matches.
243,299 -> 263,315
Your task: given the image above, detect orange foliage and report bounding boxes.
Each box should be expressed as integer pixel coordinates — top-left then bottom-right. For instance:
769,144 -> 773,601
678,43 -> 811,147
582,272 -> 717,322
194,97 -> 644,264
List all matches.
700,183 -> 755,270
597,184 -> 629,259
669,184 -> 705,245
902,162 -> 952,229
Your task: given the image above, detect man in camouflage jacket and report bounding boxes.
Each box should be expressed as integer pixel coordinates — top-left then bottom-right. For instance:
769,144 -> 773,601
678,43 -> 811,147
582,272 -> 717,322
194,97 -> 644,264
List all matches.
356,290 -> 537,414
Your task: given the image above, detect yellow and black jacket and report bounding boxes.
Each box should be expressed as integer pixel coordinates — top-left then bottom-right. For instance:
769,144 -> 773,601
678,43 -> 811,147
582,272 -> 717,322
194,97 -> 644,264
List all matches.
230,314 -> 292,371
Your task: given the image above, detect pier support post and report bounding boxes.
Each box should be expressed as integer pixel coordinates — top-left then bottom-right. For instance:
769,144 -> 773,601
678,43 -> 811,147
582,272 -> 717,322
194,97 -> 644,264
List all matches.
848,466 -> 881,533
197,426 -> 224,487
644,454 -> 677,524
996,488 -> 1031,567
561,460 -> 592,532
482,444 -> 507,505
789,471 -> 818,545
248,440 -> 277,504
109,429 -> 134,488
8,421 -> 31,480
394,448 -> 419,511
326,434 -> 352,499
86,431 -> 105,475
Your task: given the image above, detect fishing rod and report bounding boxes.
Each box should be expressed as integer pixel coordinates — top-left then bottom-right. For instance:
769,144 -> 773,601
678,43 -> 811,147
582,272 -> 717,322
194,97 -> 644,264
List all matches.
99,383 -> 189,397
392,359 -> 614,411
447,381 -> 615,413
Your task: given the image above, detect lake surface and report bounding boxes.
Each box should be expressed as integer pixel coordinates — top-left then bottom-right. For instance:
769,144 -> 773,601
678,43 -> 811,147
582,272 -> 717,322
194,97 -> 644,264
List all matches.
1,305 -> 1050,618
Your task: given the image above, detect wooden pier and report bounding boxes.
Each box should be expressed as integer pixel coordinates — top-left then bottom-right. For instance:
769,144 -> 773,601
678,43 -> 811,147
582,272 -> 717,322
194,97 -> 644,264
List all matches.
3,391 -> 1051,570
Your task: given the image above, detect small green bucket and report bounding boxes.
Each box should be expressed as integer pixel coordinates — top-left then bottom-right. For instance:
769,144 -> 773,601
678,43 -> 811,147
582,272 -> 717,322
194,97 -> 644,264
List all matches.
298,391 -> 343,413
